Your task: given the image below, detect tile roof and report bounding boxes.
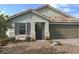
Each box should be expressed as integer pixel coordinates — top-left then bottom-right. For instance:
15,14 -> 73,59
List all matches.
9,4 -> 79,23
35,4 -> 74,18
47,16 -> 79,22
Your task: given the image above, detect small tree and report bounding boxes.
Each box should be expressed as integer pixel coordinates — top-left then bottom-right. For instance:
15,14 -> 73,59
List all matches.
0,14 -> 9,40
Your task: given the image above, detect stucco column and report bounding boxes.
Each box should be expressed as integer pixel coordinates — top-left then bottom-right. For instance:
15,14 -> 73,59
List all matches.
44,22 -> 50,40
6,28 -> 15,37
30,22 -> 36,40
6,23 -> 15,37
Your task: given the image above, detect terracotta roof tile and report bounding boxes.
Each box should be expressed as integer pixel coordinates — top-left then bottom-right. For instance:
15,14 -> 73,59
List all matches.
47,16 -> 78,22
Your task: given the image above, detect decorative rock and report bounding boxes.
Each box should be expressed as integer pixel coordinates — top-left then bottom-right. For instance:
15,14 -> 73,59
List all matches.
50,41 -> 62,46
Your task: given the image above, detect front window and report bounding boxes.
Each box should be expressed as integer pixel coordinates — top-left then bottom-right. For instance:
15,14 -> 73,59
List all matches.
19,23 -> 26,34
15,23 -> 26,35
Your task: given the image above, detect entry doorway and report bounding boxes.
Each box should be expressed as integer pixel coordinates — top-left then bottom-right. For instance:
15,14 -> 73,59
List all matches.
35,22 -> 45,39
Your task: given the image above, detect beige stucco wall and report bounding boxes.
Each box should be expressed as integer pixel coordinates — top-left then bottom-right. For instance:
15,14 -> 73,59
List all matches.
12,13 -> 48,23
7,12 -> 49,40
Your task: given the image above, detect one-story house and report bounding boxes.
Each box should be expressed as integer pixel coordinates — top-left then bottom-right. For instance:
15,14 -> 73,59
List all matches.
6,4 -> 79,40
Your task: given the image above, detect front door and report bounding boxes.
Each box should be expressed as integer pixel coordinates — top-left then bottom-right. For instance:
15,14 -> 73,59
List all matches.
35,22 -> 45,39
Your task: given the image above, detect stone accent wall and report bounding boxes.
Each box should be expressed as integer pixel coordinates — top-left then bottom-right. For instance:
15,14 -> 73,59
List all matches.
6,28 -> 15,37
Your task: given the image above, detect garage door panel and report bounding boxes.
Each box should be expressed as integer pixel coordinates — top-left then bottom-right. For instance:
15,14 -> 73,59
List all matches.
49,24 -> 78,39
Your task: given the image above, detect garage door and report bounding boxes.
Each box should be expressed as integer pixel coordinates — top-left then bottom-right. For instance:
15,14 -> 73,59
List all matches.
49,24 -> 78,39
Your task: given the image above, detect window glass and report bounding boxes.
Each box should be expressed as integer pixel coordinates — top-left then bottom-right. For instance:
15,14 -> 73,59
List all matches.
15,23 -> 26,35
19,23 -> 26,34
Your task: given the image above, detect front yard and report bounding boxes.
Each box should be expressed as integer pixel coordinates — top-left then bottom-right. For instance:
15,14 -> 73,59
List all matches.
0,39 -> 79,54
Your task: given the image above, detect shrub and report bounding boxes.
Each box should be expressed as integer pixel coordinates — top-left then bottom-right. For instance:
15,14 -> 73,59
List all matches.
8,37 -> 16,43
0,38 -> 9,46
16,40 -> 24,43
31,39 -> 36,41
0,37 -> 16,46
4,38 -> 10,42
25,36 -> 31,42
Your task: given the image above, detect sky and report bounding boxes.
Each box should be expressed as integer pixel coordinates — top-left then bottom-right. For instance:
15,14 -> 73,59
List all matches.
0,4 -> 79,18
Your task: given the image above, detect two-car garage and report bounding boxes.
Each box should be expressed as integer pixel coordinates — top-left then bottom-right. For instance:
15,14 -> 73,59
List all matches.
49,23 -> 79,39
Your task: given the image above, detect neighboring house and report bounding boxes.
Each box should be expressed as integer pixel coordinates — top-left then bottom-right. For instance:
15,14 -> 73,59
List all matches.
6,4 -> 79,40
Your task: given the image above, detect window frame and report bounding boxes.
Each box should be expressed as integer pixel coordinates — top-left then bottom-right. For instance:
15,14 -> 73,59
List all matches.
27,23 -> 31,35
15,23 -> 26,35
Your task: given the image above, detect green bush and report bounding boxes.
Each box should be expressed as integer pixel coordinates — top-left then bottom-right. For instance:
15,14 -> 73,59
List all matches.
16,40 -> 24,43
26,36 -> 31,42
8,37 -> 16,43
0,38 -> 9,46
4,38 -> 10,42
0,37 -> 16,46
